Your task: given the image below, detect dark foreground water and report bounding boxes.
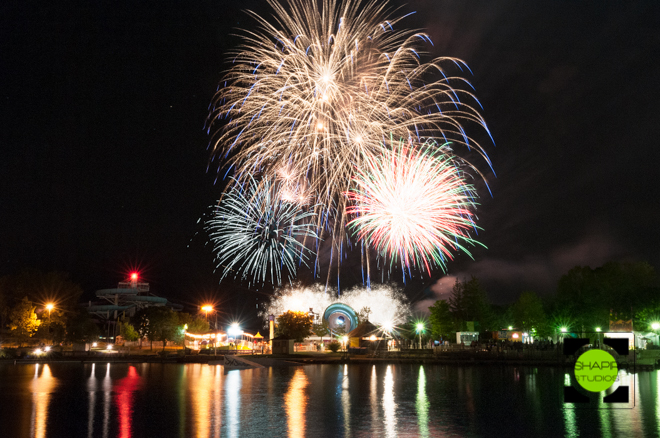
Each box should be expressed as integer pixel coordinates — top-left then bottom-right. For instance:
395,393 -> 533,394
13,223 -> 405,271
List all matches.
0,362 -> 658,438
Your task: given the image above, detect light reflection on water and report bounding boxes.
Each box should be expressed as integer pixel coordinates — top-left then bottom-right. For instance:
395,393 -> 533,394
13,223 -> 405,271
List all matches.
284,368 -> 308,438
224,369 -> 241,438
30,364 -> 57,438
1,363 -> 659,437
416,366 -> 429,438
383,365 -> 397,438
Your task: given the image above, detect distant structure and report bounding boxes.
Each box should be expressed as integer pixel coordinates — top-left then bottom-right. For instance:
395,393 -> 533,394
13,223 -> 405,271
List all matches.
85,273 -> 182,339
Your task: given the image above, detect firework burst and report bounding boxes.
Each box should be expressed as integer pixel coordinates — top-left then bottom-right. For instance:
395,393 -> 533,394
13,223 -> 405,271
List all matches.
206,176 -> 318,286
346,138 -> 484,275
207,0 -> 492,260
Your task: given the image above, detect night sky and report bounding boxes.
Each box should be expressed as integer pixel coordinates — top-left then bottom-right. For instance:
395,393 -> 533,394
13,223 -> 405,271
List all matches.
2,1 -> 659,323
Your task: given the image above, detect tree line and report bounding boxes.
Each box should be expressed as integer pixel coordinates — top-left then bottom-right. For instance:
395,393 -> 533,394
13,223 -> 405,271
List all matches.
428,261 -> 660,342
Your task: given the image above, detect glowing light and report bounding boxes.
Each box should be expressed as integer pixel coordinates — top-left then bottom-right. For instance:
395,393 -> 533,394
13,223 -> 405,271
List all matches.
560,327 -> 567,333
207,0 -> 493,279
44,346 -> 51,352
106,344 -> 113,350
92,342 -> 98,347
595,327 -> 601,332
202,305 -> 214,313
264,284 -> 412,326
512,333 -> 519,339
34,348 -> 43,355
205,176 -> 318,286
652,322 -> 660,330
416,323 -> 424,332
45,304 -> 54,311
508,326 -> 513,330
130,273 -> 138,281
228,323 -> 242,337
381,320 -> 393,332
369,335 -> 376,341
347,139 -> 483,276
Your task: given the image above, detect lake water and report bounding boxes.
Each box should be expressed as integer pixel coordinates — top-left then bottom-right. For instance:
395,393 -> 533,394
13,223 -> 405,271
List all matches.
0,362 -> 658,437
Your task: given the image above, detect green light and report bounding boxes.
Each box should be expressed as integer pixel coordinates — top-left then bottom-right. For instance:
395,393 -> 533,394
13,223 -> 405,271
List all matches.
560,327 -> 567,333
595,327 -> 601,332
416,323 -> 424,332
508,326 -> 513,330
651,322 -> 660,330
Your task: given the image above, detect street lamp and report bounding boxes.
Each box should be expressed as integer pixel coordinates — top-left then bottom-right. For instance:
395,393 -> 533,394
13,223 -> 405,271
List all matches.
651,322 -> 660,331
46,303 -> 54,323
229,323 -> 242,352
416,323 -> 425,349
202,305 -> 213,323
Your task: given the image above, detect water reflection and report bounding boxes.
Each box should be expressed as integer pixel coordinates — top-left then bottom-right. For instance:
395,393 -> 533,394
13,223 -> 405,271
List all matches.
383,365 -> 397,438
284,368 -> 308,438
188,365 -> 211,438
103,363 -> 111,438
30,364 -> 57,438
370,365 -> 379,428
115,366 -> 141,438
87,364 -> 96,438
657,371 -> 660,431
416,366 -> 429,438
225,370 -> 241,438
563,373 -> 578,437
2,363 -> 659,437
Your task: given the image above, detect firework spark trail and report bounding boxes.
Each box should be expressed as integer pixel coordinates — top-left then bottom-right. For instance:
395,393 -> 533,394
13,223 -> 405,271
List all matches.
346,138 -> 485,276
205,176 -> 318,286
207,0 -> 492,282
263,283 -> 412,326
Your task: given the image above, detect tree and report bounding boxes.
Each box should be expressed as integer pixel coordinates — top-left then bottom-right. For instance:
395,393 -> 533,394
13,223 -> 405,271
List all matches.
0,270 -> 83,339
66,310 -> 100,343
449,277 -> 494,331
512,291 -> 548,337
357,306 -> 372,324
429,300 -> 453,340
133,308 -> 151,349
147,307 -> 179,351
119,320 -> 140,342
276,310 -> 313,342
555,261 -> 658,333
312,320 -> 330,344
9,297 -> 41,345
177,312 -> 209,334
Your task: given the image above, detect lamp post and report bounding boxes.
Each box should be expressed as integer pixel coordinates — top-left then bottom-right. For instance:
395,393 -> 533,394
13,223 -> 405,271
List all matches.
269,314 -> 275,353
229,323 -> 241,353
46,303 -> 54,324
416,323 -> 425,349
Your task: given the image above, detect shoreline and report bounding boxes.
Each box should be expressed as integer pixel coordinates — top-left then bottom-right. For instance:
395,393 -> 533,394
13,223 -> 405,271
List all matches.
2,354 -> 656,371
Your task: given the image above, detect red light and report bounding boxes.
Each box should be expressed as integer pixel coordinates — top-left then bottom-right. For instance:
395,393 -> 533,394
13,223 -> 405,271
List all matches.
130,273 -> 138,280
